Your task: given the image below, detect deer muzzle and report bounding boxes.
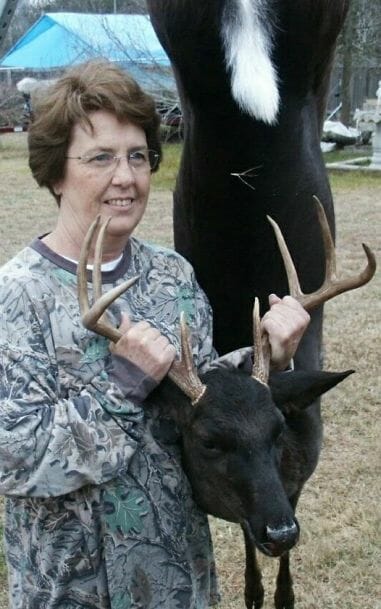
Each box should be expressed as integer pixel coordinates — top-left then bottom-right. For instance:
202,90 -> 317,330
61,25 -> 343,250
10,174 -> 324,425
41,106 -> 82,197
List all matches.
244,515 -> 300,558
262,520 -> 300,557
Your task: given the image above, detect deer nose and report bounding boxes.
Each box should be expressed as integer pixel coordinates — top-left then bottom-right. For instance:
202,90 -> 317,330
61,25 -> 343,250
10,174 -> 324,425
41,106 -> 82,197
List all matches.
265,520 -> 299,556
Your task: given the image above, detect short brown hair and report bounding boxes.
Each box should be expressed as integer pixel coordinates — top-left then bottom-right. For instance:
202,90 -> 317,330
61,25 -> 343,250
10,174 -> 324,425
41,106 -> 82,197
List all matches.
28,59 -> 162,203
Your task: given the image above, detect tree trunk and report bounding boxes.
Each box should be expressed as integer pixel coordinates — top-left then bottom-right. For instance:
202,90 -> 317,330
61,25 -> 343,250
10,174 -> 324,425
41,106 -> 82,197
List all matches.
340,0 -> 357,125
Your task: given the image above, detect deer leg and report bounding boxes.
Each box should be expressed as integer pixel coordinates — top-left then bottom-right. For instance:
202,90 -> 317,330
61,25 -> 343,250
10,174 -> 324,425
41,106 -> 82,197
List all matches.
242,525 -> 264,609
273,491 -> 301,609
274,551 -> 294,609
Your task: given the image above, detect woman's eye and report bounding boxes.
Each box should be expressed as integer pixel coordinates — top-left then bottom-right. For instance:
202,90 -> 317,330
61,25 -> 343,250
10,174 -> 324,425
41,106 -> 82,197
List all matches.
88,152 -> 114,165
129,151 -> 147,165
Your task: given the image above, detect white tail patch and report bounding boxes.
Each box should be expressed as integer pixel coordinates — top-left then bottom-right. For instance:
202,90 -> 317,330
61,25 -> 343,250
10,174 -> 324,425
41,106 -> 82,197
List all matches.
221,0 -> 279,124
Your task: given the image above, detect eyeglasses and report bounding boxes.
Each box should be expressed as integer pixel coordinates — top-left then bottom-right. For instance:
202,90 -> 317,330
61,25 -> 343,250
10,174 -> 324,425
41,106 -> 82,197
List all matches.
65,149 -> 160,173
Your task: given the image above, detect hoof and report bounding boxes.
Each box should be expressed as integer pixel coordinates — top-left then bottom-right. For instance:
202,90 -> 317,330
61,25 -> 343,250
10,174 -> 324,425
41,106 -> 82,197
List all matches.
245,587 -> 264,609
274,590 -> 295,609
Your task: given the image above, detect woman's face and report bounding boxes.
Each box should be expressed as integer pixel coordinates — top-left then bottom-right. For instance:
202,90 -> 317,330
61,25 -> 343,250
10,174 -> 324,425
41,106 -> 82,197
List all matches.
53,110 -> 151,252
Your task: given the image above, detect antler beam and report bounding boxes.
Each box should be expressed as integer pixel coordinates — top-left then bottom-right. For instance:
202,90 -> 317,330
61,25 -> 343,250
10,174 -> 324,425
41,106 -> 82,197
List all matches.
266,196 -> 376,311
251,197 -> 376,384
77,216 -> 206,405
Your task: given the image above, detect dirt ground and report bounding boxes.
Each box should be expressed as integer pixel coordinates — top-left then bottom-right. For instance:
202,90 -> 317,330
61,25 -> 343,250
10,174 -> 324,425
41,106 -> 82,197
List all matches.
0,165 -> 380,608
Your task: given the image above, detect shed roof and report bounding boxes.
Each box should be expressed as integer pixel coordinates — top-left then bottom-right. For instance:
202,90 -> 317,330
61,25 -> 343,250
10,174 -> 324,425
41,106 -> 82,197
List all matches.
0,12 -> 173,91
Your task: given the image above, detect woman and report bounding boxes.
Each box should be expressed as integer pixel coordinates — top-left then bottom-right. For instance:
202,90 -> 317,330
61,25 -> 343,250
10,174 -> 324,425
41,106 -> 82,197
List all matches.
0,60 -> 309,609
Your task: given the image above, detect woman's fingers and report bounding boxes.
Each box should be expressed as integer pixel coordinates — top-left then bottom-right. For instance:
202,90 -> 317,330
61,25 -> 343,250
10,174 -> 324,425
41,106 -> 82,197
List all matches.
111,317 -> 176,381
261,295 -> 310,370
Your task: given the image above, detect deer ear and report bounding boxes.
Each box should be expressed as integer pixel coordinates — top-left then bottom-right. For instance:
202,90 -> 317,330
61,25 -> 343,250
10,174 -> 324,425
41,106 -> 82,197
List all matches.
269,369 -> 354,412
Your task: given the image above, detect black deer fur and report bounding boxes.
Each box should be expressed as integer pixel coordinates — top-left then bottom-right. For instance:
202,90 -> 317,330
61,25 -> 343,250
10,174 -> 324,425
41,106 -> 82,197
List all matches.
147,0 -> 349,364
146,359 -> 353,608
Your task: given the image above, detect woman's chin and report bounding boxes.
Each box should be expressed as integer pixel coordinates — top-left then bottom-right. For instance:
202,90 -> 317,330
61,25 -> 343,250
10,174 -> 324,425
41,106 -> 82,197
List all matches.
102,217 -> 137,243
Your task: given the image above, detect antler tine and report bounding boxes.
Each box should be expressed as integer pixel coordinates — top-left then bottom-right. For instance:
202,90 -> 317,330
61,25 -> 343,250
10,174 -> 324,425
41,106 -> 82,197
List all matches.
78,215 -> 100,322
93,217 -> 111,305
252,298 -> 270,385
168,312 -> 207,406
78,221 -> 206,404
267,197 -> 376,312
77,215 -> 139,342
266,216 -> 303,301
313,195 -> 336,283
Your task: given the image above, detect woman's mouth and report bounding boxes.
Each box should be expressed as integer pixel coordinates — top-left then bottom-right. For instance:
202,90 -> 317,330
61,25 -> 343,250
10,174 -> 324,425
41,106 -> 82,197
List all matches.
105,198 -> 134,208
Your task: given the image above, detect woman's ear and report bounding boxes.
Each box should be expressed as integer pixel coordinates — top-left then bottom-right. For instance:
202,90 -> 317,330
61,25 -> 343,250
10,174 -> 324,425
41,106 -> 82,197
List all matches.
52,180 -> 62,197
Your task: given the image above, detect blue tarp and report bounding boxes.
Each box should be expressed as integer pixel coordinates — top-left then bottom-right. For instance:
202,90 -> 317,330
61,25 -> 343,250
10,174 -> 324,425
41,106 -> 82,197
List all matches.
0,13 -> 174,92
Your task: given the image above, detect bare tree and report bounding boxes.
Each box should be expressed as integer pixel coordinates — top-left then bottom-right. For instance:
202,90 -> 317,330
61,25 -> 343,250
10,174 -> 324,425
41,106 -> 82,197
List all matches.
338,0 -> 381,124
340,0 -> 357,125
42,0 -> 146,14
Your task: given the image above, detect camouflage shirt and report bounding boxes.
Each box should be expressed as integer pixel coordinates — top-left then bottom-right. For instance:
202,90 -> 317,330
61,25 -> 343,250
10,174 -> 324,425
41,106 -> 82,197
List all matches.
0,236 -> 220,609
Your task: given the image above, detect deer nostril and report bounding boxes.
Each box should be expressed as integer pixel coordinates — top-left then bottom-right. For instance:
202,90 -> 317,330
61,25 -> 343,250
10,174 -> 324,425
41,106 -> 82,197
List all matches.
265,520 -> 299,553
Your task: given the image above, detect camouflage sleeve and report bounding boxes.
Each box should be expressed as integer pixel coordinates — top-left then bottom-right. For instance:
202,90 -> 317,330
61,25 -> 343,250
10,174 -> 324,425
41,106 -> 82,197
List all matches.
0,282 -> 143,499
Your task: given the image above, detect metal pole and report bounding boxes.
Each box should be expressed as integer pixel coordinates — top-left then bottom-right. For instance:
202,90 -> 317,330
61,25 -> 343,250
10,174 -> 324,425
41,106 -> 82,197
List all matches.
113,0 -> 117,14
0,0 -> 19,54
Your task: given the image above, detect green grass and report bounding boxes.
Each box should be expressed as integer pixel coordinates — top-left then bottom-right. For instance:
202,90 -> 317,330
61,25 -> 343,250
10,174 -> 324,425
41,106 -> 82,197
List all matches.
329,169 -> 381,191
0,131 -> 28,158
152,142 -> 182,190
323,148 -> 368,164
322,147 -> 381,190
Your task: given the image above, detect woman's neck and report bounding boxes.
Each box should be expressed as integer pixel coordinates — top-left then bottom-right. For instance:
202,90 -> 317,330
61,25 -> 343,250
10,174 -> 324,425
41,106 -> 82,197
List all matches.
42,224 -> 128,263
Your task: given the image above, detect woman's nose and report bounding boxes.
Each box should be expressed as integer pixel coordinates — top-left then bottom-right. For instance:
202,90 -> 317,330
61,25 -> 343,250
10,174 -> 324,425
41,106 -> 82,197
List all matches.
111,156 -> 135,185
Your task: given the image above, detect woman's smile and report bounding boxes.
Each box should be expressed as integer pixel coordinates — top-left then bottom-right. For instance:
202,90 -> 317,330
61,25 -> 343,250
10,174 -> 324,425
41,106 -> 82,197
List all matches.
104,197 -> 135,209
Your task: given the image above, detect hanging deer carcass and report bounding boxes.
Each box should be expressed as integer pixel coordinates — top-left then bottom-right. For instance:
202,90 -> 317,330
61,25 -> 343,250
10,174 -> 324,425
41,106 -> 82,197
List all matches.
77,204 -> 375,609
146,0 -> 349,365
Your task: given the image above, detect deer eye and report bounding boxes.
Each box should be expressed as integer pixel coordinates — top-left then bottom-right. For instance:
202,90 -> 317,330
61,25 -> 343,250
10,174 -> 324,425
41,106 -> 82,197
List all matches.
199,438 -> 222,455
202,439 -> 217,450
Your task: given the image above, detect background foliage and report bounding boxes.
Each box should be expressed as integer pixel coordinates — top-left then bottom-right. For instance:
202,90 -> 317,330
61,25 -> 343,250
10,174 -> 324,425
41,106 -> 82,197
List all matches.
1,0 -> 381,126
337,0 -> 381,123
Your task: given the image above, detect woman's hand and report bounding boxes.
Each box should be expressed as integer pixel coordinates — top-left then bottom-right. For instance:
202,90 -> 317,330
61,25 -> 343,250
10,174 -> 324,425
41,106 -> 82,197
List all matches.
110,314 -> 177,382
261,294 -> 310,370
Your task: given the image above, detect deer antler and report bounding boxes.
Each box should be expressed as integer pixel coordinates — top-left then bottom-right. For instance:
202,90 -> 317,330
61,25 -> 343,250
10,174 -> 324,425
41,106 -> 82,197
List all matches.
252,297 -> 271,385
169,312 -> 207,405
77,215 -> 139,342
77,216 -> 206,406
251,196 -> 376,384
266,196 -> 376,311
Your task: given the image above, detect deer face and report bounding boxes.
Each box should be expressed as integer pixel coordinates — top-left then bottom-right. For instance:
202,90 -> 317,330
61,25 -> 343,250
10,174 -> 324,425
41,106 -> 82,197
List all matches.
169,367 -> 299,557
163,365 -> 353,557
